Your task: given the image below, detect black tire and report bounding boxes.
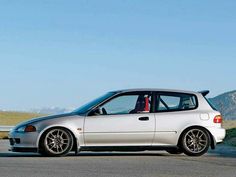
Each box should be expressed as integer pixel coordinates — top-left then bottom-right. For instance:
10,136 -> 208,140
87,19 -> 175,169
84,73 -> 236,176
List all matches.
180,127 -> 210,156
39,128 -> 73,157
166,148 -> 183,155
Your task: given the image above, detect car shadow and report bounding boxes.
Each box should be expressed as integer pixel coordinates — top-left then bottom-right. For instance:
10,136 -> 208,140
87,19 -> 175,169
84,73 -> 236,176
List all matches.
0,152 -> 41,157
208,144 -> 236,158
0,151 -> 172,158
1,145 -> 236,158
74,152 -> 169,157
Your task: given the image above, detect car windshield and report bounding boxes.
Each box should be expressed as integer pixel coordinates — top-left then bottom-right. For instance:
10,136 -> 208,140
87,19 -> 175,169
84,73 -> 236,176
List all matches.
73,92 -> 117,114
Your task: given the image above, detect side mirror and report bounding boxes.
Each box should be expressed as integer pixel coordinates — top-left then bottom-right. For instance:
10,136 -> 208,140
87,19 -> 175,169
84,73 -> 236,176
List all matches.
89,107 -> 102,116
89,107 -> 107,116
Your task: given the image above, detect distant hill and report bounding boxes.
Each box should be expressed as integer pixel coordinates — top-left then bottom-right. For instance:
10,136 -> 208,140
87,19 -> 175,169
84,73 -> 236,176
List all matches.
30,107 -> 73,115
29,107 -> 72,115
210,90 -> 236,120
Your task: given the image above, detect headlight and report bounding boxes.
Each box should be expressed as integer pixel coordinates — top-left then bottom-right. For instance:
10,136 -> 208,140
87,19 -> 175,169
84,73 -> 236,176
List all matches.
16,126 -> 26,132
17,125 -> 36,133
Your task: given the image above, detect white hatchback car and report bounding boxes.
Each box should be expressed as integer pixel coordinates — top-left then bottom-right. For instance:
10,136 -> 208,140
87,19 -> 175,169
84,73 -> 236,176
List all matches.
9,89 -> 226,157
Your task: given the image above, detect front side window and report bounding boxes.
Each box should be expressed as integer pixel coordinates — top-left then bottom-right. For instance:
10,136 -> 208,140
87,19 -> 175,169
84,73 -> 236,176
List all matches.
90,92 -> 152,115
156,93 -> 197,112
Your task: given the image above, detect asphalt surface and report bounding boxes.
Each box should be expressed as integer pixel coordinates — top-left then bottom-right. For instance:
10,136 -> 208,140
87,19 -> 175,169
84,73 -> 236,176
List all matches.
0,140 -> 236,177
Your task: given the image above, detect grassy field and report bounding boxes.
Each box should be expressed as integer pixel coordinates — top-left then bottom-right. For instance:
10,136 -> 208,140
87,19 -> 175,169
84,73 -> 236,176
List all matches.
0,111 -> 236,146
222,120 -> 236,129
224,128 -> 236,147
0,111 -> 44,139
222,120 -> 236,147
0,111 -> 43,125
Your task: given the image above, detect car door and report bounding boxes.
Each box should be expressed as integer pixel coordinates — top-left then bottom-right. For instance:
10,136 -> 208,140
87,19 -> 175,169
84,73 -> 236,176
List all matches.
153,92 -> 198,146
84,92 -> 155,146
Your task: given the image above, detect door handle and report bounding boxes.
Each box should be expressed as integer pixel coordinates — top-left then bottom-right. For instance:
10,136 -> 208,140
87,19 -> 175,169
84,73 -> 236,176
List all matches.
138,117 -> 149,121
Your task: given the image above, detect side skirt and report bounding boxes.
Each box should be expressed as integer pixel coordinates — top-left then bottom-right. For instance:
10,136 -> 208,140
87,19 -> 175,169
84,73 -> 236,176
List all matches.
80,146 -> 178,152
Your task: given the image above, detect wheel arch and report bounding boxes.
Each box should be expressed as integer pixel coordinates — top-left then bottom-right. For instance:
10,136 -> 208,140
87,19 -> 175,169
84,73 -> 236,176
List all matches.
37,125 -> 78,153
177,125 -> 216,150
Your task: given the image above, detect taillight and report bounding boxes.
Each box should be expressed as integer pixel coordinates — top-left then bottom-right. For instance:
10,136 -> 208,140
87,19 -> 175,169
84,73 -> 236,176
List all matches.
213,115 -> 223,123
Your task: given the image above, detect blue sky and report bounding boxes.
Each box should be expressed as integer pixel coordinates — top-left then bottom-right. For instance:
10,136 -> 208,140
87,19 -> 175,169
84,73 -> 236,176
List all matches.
0,0 -> 236,110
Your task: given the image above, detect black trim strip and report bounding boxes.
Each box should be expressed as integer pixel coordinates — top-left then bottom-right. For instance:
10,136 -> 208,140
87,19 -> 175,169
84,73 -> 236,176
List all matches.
10,147 -> 38,153
80,146 -> 178,152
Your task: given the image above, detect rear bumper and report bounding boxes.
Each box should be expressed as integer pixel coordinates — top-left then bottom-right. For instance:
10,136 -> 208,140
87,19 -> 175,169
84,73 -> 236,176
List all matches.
207,127 -> 226,143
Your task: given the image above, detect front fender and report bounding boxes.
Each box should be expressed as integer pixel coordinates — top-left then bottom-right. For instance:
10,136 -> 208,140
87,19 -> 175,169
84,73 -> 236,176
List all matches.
36,124 -> 83,152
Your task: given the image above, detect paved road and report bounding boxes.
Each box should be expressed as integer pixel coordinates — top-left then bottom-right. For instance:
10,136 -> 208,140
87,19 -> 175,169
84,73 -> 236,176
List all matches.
0,140 -> 236,177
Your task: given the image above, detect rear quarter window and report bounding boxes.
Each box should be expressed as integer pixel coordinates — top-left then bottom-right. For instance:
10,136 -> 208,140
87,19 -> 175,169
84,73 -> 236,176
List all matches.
205,98 -> 218,111
156,92 -> 198,112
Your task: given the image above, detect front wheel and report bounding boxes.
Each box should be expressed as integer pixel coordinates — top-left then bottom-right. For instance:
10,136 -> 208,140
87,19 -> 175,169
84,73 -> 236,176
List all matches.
40,128 -> 73,157
181,128 -> 210,156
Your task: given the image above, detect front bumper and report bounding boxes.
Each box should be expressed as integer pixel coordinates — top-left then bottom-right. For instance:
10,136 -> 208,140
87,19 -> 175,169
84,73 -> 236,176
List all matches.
8,130 -> 39,152
10,147 -> 38,153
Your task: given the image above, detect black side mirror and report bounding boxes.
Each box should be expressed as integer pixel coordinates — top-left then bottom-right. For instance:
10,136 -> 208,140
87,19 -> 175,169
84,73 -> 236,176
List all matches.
89,108 -> 101,116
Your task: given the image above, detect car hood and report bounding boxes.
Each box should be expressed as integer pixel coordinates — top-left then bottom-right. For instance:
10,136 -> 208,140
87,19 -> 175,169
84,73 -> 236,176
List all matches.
14,112 -> 78,130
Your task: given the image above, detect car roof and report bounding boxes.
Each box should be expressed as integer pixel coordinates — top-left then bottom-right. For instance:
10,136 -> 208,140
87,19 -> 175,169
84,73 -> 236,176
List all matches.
112,88 -> 201,95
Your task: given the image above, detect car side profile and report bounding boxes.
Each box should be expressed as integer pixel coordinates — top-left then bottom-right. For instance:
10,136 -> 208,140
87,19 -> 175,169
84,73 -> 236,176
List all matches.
9,89 -> 226,157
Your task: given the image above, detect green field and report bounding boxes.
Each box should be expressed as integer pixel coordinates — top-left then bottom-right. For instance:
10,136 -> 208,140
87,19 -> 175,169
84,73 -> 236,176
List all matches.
224,128 -> 236,147
0,111 -> 236,146
222,120 -> 236,147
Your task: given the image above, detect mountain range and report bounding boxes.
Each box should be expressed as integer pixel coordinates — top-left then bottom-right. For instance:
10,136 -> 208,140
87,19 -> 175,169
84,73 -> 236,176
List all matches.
29,107 -> 73,115
210,90 -> 236,120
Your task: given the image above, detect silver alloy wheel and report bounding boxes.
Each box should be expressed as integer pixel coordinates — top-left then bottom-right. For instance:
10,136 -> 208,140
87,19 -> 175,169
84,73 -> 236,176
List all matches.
45,129 -> 71,155
183,129 -> 208,154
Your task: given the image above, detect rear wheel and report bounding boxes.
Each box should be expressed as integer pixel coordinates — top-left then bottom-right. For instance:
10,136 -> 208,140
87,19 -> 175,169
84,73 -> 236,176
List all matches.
181,128 -> 210,156
40,128 -> 73,157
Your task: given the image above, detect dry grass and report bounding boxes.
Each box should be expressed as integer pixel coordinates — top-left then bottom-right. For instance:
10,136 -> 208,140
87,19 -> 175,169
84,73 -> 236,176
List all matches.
0,111 -> 44,126
222,120 -> 236,129
0,132 -> 8,139
0,111 -> 44,139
